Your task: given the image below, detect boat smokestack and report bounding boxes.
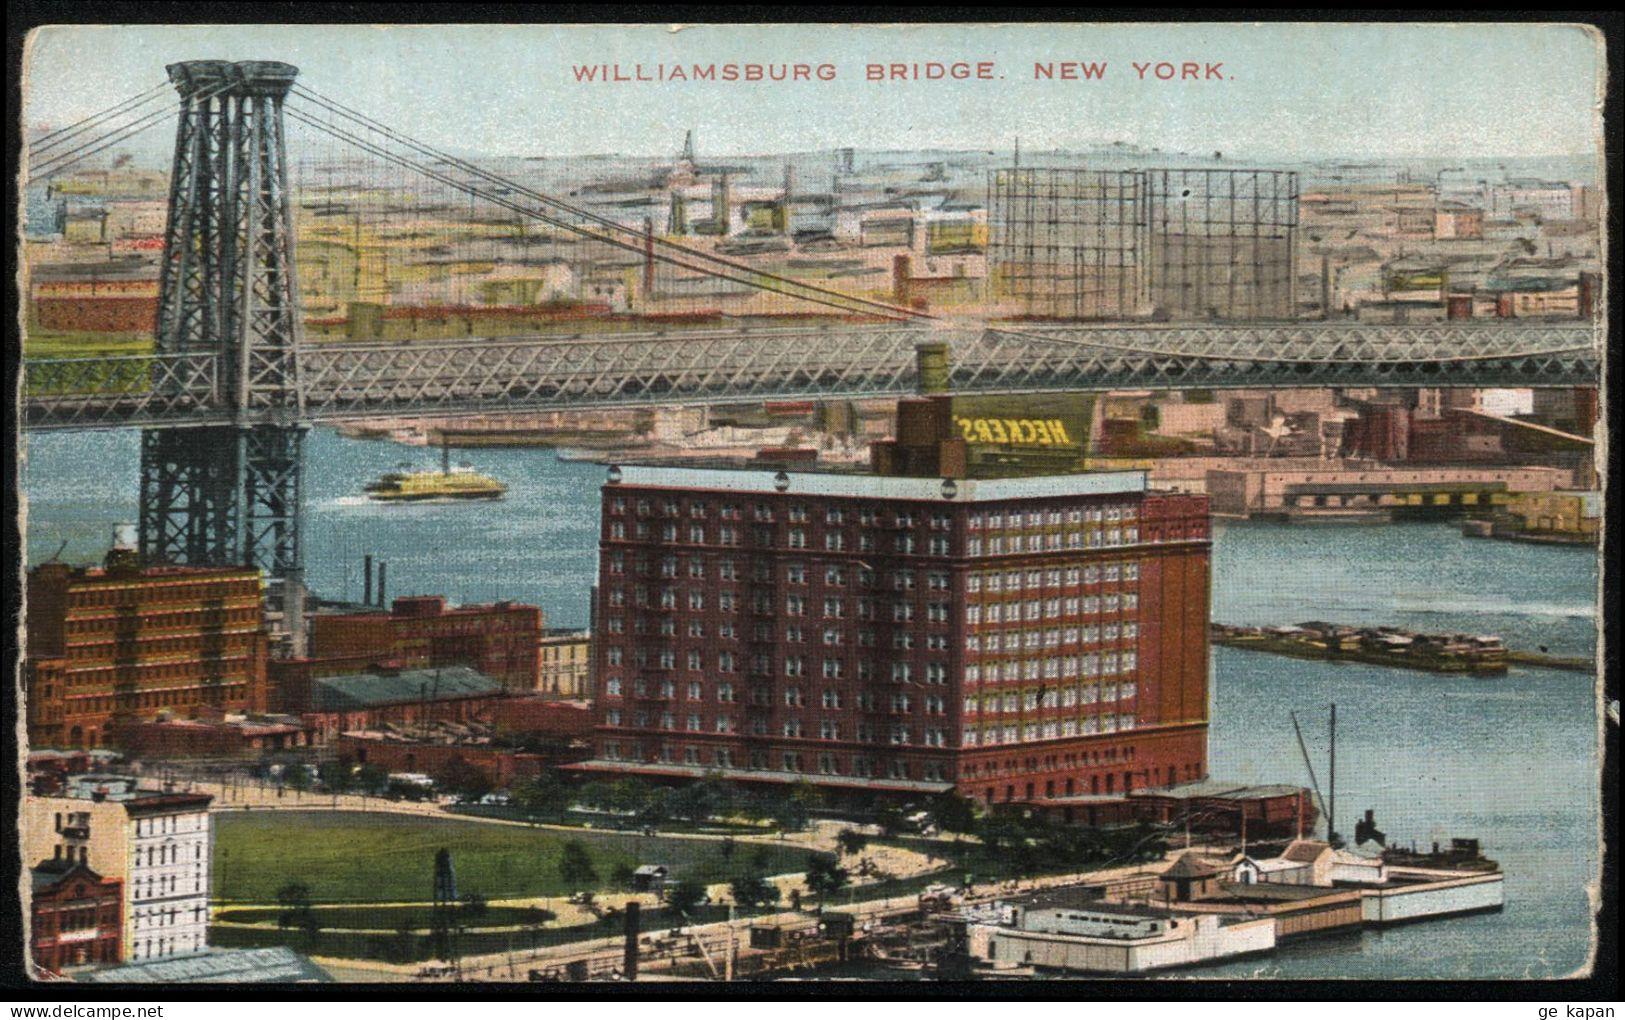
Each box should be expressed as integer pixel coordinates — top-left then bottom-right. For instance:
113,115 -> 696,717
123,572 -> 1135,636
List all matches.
364,554 -> 373,607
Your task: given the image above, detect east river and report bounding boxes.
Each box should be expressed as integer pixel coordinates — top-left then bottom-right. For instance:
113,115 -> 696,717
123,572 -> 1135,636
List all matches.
20,427 -> 1603,979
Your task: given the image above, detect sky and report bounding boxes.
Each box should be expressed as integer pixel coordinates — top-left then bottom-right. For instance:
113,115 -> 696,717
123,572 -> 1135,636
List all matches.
22,22 -> 1606,161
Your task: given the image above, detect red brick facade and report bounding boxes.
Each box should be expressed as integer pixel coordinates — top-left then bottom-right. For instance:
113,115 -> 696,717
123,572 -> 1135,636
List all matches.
335,734 -> 553,786
584,467 -> 1211,806
32,296 -> 159,335
30,862 -> 124,974
25,559 -> 271,750
308,596 -> 542,692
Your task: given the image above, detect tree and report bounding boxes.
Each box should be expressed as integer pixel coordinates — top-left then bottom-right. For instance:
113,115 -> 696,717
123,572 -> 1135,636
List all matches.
461,892 -> 488,921
275,882 -> 313,929
929,792 -> 980,841
874,805 -> 908,838
384,922 -> 418,964
718,836 -> 737,862
664,876 -> 707,917
318,760 -> 353,794
729,873 -> 779,909
770,796 -> 809,833
433,756 -> 493,803
803,854 -> 850,902
610,861 -> 636,889
512,772 -> 571,817
356,762 -> 390,795
283,764 -> 311,793
835,828 -> 870,857
558,839 -> 599,888
749,845 -> 772,872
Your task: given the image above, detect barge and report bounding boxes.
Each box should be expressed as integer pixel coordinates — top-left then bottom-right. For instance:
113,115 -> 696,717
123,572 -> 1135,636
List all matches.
1211,621 -> 1508,675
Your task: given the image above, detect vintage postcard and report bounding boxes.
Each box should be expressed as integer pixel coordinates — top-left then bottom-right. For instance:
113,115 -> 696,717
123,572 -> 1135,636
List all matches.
9,20 -> 1609,993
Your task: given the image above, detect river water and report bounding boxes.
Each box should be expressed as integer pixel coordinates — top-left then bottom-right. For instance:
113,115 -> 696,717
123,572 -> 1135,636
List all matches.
19,427 -> 1604,979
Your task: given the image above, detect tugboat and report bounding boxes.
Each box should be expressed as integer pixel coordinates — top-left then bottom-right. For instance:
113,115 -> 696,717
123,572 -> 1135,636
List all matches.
365,439 -> 507,502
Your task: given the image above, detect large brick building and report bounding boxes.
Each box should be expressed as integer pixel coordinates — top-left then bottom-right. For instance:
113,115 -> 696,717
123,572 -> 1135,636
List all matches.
305,596 -> 542,693
572,464 -> 1212,807
24,552 -> 271,750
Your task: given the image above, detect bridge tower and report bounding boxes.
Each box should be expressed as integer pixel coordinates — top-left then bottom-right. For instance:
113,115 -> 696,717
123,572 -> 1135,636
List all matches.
140,60 -> 308,650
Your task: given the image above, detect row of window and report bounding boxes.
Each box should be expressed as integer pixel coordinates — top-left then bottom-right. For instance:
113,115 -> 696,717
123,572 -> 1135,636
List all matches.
61,608 -> 260,635
36,906 -> 117,934
57,683 -> 249,712
964,743 -> 1138,779
966,528 -> 1140,555
966,596 -> 1140,623
603,710 -> 953,744
969,562 -> 1140,591
138,842 -> 204,866
67,580 -> 257,608
963,715 -> 1138,745
60,661 -> 252,687
967,505 -> 1139,530
132,904 -> 206,930
610,496 -> 950,532
608,520 -> 955,555
135,814 -> 203,837
130,933 -> 203,960
965,682 -> 1138,713
133,872 -> 203,900
965,633 -> 1143,662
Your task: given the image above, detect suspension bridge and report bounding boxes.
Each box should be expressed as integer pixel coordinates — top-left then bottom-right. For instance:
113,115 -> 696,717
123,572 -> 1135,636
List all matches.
20,60 -> 1604,631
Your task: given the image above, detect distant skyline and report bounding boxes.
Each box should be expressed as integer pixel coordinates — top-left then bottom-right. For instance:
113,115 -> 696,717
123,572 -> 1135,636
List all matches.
23,23 -> 1605,162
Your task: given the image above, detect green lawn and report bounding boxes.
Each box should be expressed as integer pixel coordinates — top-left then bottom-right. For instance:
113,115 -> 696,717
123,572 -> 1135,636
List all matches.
210,903 -> 751,964
215,904 -> 554,929
213,811 -> 823,905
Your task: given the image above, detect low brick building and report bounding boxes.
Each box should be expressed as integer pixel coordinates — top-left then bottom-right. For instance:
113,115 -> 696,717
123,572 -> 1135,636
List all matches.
301,665 -> 508,744
114,715 -> 320,759
30,859 -> 124,974
334,732 -> 553,788
308,596 -> 543,693
492,698 -> 594,741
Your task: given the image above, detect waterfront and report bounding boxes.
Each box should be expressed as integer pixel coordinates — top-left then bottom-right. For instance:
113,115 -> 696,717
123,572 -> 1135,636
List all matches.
20,426 -> 1602,979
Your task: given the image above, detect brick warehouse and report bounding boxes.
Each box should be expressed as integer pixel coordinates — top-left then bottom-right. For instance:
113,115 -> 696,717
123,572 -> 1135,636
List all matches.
571,465 -> 1211,807
306,595 -> 542,693
25,550 -> 271,750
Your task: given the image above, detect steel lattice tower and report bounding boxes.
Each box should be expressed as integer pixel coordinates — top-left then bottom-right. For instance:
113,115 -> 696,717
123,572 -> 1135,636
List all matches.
140,60 -> 307,646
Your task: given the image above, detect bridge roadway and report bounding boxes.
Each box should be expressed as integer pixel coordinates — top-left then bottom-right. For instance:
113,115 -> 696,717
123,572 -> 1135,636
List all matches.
22,321 -> 1602,431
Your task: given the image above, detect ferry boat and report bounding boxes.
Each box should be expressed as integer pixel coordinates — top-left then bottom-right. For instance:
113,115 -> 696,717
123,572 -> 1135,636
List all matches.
365,443 -> 507,502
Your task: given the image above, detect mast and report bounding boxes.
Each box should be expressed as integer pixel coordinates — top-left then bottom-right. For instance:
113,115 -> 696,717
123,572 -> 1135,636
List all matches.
441,433 -> 451,476
1329,702 -> 1337,847
1290,710 -> 1331,838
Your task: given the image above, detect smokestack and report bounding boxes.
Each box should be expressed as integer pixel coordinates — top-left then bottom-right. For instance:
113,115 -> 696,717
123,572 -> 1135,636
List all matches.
112,524 -> 137,551
363,555 -> 374,607
642,216 -> 655,298
376,562 -> 387,608
915,342 -> 949,395
622,901 -> 641,981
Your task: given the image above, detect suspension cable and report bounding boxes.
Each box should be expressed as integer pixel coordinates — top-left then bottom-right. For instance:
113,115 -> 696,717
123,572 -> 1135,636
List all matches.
28,82 -> 169,155
290,84 -> 933,322
29,82 -> 231,181
285,105 -> 922,322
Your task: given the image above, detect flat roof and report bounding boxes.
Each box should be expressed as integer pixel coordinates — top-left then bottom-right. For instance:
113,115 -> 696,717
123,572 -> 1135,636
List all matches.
309,666 -> 504,711
80,947 -> 331,983
566,759 -> 954,794
609,465 -> 1146,504
1130,780 -> 1305,801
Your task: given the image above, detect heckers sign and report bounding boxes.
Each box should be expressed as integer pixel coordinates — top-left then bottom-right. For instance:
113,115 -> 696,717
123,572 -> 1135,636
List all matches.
953,416 -> 1077,446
